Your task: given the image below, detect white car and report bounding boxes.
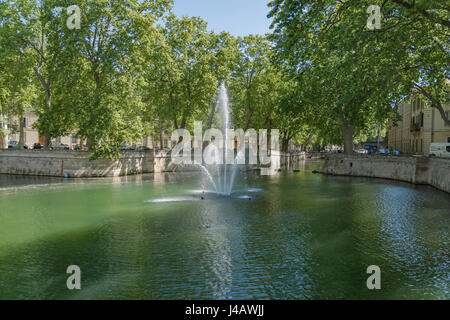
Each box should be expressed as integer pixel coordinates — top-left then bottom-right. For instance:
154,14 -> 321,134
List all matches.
354,149 -> 368,154
429,143 -> 450,158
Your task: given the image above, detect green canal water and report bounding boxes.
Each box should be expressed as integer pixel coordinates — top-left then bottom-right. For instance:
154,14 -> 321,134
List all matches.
0,162 -> 448,299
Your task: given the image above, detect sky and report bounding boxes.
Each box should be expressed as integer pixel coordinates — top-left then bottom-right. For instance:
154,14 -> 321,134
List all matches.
172,0 -> 273,37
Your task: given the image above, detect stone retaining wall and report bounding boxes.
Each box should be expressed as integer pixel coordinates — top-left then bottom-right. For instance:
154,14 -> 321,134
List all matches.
0,150 -> 326,178
0,150 -> 155,177
323,154 -> 450,194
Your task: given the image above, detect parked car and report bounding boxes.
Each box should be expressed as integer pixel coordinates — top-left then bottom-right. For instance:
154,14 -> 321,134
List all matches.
73,144 -> 85,151
33,143 -> 43,150
154,147 -> 171,154
355,149 -> 368,154
120,145 -> 135,151
137,146 -> 152,151
364,145 -> 378,154
53,143 -> 70,150
429,143 -> 450,158
7,141 -> 17,149
8,141 -> 28,149
378,148 -> 390,155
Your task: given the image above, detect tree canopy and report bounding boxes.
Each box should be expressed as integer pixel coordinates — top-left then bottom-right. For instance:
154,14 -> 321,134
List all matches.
0,0 -> 448,157
268,0 -> 449,152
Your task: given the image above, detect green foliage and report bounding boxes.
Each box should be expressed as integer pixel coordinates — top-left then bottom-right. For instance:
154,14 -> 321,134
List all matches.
141,15 -> 219,135
1,0 -> 447,158
268,0 -> 449,152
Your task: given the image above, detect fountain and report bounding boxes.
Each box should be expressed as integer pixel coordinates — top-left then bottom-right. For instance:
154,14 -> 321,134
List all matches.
203,82 -> 242,196
149,82 -> 255,203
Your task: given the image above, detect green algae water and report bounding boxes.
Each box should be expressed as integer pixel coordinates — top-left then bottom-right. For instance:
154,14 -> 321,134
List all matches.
0,162 -> 448,299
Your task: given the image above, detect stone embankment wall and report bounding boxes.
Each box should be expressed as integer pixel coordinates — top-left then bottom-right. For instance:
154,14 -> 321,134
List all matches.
0,150 -> 154,177
0,149 -> 326,178
323,154 -> 450,194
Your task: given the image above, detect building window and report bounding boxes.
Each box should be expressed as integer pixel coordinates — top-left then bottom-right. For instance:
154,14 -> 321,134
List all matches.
23,117 -> 28,129
447,137 -> 450,143
72,136 -> 78,144
445,111 -> 449,127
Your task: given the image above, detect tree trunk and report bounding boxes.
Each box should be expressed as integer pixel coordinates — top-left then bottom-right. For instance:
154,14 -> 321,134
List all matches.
281,131 -> 289,153
33,64 -> 52,150
342,124 -> 354,154
415,85 -> 450,126
207,89 -> 220,129
43,88 -> 51,150
266,117 -> 272,154
433,100 -> 450,127
0,113 -> 6,149
18,116 -> 25,149
244,107 -> 253,132
244,90 -> 253,131
158,118 -> 163,150
0,131 -> 5,149
86,138 -> 92,151
44,135 -> 51,149
376,127 -> 380,151
207,101 -> 217,129
180,106 -> 188,129
282,139 -> 290,153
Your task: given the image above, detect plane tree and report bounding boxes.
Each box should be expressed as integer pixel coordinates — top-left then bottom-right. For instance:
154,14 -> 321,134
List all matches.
140,15 -> 220,145
0,0 -> 69,148
228,35 -> 272,131
268,0 -> 422,153
43,0 -> 172,159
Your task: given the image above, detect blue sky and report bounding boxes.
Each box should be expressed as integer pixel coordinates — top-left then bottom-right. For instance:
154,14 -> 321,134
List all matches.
172,0 -> 273,37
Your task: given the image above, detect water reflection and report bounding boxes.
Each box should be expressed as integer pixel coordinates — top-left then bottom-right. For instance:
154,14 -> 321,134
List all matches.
373,186 -> 449,298
199,202 -> 235,299
0,162 -> 448,299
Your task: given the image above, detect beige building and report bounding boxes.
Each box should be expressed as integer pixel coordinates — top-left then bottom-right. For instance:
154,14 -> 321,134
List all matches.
389,94 -> 450,155
4,111 -> 76,148
1,110 -> 173,150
